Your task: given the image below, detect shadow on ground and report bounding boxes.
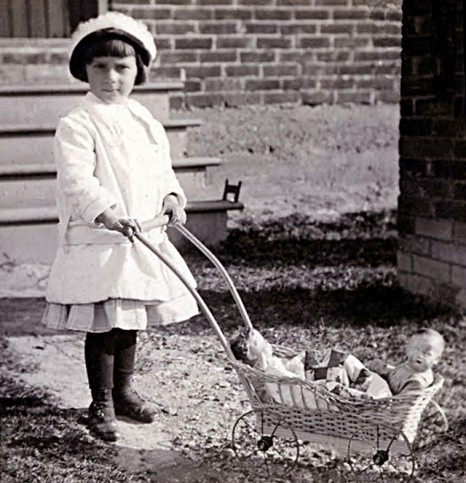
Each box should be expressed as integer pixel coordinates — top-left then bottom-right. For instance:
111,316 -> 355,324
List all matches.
0,282 -> 453,339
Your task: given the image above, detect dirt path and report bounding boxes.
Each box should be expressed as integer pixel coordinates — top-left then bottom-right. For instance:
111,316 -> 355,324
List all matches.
5,331 -> 250,481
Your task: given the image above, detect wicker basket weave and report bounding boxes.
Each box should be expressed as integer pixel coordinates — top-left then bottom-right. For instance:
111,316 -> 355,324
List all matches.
230,343 -> 444,447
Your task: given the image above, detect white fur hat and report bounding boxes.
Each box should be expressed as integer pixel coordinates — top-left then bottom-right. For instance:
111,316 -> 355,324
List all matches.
69,12 -> 156,81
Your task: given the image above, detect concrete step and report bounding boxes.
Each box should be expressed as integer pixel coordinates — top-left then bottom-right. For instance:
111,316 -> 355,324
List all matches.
0,156 -> 221,177
0,118 -> 201,162
0,200 -> 244,225
0,199 -> 244,263
0,157 -> 222,206
0,82 -> 184,125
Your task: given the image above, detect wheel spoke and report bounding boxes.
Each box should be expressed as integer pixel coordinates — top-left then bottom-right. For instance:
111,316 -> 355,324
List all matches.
348,424 -> 416,481
348,426 -> 382,473
259,410 -> 265,435
232,411 -> 262,460
388,460 -> 404,474
263,452 -> 271,477
231,409 -> 299,479
242,448 -> 260,461
270,418 -> 283,438
422,411 -> 438,423
385,430 -> 400,453
242,416 -> 261,439
358,427 -> 381,452
387,454 -> 415,476
359,462 -> 376,474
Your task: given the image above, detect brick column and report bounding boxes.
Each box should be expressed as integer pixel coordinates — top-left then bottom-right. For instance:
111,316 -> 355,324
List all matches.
398,0 -> 466,308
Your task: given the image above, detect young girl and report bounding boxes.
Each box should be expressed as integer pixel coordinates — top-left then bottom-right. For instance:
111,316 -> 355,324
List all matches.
41,12 -> 198,442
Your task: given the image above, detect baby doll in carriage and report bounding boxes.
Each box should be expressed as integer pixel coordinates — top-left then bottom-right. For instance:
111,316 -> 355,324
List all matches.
230,327 -> 306,379
230,327 -> 445,406
367,328 -> 445,395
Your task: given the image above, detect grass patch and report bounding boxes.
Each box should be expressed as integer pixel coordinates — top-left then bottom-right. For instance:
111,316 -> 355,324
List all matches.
0,343 -> 135,483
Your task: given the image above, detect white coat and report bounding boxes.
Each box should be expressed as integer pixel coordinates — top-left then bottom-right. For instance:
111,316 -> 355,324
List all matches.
45,92 -> 197,308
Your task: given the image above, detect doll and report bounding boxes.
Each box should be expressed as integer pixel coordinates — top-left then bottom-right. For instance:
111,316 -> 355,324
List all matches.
368,328 -> 445,395
230,328 -> 305,378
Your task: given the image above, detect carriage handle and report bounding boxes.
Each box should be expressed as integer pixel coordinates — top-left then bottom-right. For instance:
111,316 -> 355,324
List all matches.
140,215 -> 254,332
174,223 -> 254,332
135,215 -> 254,359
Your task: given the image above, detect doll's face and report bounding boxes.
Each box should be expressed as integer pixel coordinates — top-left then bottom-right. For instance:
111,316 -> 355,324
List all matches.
86,55 -> 137,104
406,335 -> 443,373
245,329 -> 273,368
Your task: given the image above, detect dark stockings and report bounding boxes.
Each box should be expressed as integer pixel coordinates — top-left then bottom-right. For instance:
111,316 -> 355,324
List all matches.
85,328 -> 154,427
85,329 -> 137,397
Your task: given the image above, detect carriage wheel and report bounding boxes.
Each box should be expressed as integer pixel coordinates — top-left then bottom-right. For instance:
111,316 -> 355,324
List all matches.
347,424 -> 416,482
231,409 -> 299,479
413,400 -> 449,450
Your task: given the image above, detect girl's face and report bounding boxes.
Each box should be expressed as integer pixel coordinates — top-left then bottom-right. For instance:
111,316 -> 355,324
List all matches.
86,55 -> 137,104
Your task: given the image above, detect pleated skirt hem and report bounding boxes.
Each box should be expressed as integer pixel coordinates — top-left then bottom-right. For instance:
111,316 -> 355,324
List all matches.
41,296 -> 199,333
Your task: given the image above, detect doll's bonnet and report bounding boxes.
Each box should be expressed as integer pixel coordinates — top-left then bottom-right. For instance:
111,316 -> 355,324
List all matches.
69,11 -> 157,83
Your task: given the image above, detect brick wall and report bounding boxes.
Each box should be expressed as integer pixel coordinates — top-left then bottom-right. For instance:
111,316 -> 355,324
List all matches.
0,0 -> 403,108
398,0 -> 466,309
111,0 -> 402,108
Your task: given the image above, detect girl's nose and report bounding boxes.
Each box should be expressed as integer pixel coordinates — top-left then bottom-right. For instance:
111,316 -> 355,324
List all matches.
107,68 -> 119,82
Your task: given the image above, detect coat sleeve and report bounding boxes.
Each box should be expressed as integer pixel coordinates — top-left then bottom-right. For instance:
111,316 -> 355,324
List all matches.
152,119 -> 187,209
55,113 -> 117,223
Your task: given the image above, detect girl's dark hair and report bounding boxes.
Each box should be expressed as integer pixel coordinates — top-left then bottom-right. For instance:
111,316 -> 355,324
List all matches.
78,38 -> 147,85
84,37 -> 136,61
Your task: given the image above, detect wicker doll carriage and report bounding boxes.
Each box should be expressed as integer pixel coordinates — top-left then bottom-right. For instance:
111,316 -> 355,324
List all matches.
229,349 -> 446,480
135,219 -> 448,482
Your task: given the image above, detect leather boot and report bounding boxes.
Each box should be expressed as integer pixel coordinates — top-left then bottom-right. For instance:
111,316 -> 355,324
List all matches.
88,389 -> 119,442
113,373 -> 157,423
85,331 -> 119,441
112,329 -> 156,423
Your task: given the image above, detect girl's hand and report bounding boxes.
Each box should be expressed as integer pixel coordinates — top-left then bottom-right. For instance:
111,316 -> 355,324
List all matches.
96,210 -> 141,242
162,194 -> 187,226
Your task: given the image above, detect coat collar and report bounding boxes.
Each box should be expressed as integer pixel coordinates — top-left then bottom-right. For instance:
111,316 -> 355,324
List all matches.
82,91 -> 153,121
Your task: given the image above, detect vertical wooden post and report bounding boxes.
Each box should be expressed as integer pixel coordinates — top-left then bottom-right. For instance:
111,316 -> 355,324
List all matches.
0,0 -> 12,37
68,0 -> 107,32
97,0 -> 108,15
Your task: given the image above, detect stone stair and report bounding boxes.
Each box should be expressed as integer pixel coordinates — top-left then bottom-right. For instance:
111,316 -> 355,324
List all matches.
0,82 -> 243,263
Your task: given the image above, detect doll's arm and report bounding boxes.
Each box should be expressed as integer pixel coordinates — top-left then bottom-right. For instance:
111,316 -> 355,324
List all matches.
367,358 -> 395,376
397,379 -> 425,395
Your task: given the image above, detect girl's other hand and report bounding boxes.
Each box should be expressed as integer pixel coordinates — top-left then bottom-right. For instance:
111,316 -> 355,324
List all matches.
162,194 -> 187,226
